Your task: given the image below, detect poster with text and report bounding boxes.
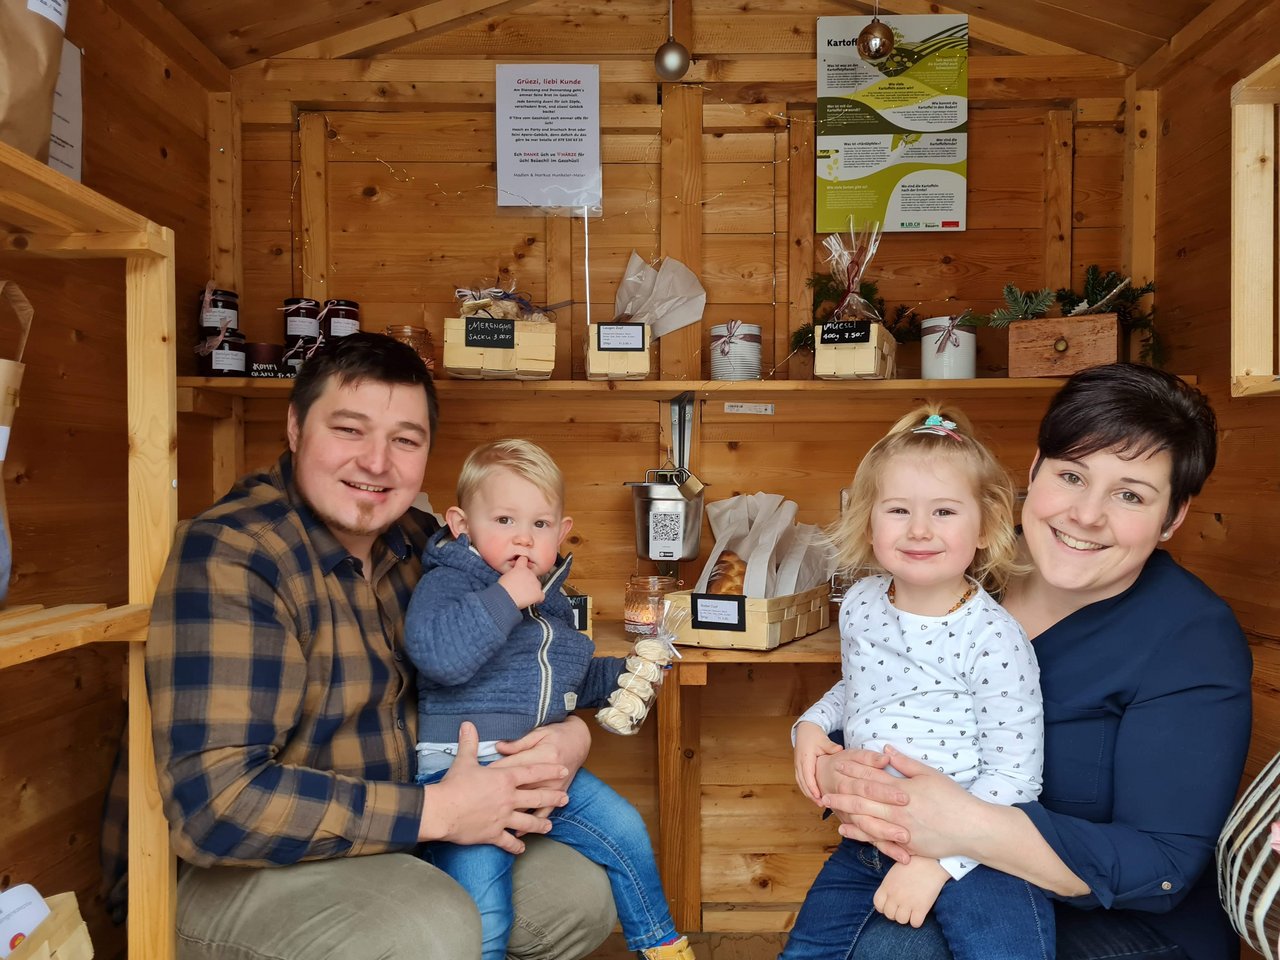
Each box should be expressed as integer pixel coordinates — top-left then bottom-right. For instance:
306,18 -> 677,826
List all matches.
496,64 -> 601,212
816,15 -> 967,233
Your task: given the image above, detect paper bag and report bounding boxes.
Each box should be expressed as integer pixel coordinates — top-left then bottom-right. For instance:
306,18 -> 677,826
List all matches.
0,280 -> 31,606
0,0 -> 67,162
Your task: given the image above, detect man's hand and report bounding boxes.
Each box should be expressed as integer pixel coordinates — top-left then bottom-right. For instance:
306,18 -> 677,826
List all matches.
493,716 -> 592,825
794,722 -> 843,804
420,722 -> 568,853
499,557 -> 545,609
873,857 -> 949,928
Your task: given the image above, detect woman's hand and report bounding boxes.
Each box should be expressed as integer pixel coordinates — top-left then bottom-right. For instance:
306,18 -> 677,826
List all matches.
826,745 -> 981,862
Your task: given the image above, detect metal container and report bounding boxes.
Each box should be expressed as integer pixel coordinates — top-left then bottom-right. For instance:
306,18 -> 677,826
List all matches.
627,468 -> 703,562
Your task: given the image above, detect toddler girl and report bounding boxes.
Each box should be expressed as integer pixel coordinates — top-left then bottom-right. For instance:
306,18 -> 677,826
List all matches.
783,405 -> 1052,960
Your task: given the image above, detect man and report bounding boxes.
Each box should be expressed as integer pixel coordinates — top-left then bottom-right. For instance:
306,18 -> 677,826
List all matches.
147,333 -> 617,959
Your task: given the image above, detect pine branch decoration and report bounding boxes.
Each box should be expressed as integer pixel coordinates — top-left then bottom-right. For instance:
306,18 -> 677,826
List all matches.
984,283 -> 1055,328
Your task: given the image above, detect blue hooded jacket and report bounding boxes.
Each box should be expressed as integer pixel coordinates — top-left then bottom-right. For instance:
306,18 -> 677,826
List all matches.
404,527 -> 626,742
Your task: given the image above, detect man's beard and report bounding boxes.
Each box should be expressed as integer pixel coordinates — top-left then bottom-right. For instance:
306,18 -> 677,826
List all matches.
304,495 -> 389,541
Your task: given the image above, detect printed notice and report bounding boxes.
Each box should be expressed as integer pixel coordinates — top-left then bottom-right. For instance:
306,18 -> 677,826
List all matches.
691,595 -> 747,632
816,15 -> 968,232
26,0 -> 67,29
596,323 -> 646,351
496,64 -> 602,211
47,39 -> 82,181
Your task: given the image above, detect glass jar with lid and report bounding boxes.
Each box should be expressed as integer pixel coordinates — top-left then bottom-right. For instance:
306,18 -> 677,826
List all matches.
385,324 -> 436,369
623,574 -> 677,635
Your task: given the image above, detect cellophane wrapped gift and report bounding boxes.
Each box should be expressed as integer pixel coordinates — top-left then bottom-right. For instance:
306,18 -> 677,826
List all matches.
595,601 -> 688,736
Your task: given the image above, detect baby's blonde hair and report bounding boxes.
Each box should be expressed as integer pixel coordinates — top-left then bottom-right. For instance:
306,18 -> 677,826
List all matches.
456,439 -> 565,515
827,404 -> 1024,595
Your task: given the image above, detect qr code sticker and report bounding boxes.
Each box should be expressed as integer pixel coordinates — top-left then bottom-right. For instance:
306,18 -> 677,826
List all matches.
645,512 -> 686,547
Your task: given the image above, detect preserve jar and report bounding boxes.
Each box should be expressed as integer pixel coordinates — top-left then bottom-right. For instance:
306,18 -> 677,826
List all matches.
623,574 -> 677,635
384,324 -> 436,369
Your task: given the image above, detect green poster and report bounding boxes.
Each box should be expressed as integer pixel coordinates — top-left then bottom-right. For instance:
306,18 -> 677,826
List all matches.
816,15 -> 968,233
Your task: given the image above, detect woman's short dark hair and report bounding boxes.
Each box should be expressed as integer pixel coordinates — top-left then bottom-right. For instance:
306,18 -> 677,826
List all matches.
291,332 -> 438,445
1035,363 -> 1217,529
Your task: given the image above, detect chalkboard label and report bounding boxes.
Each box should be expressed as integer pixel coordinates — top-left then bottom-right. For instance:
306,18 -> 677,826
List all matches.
566,594 -> 590,632
819,320 -> 872,345
690,592 -> 746,632
596,323 -> 647,352
465,317 -> 516,348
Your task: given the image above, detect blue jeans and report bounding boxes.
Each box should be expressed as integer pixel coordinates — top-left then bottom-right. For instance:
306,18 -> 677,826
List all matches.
418,766 -> 676,959
846,903 -> 1186,960
780,839 -> 1055,960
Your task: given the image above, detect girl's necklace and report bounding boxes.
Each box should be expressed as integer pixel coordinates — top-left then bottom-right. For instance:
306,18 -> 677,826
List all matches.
887,579 -> 976,615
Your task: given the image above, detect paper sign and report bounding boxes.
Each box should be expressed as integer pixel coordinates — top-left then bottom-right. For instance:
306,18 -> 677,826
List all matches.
596,323 -> 646,352
495,64 -> 602,211
691,594 -> 746,631
0,884 -> 50,958
47,39 -> 82,181
26,0 -> 66,29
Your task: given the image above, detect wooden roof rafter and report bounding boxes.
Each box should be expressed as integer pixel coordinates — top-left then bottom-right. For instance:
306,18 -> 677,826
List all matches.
837,0 -> 1079,58
278,0 -> 545,59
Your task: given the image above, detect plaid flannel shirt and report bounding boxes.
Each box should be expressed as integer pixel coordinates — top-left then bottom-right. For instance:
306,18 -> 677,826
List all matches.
145,452 -> 438,867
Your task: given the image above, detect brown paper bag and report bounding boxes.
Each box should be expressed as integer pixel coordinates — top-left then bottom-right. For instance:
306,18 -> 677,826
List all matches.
0,0 -> 67,162
0,280 -> 31,606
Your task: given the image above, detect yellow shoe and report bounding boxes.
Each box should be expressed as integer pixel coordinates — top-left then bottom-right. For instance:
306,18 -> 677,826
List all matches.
640,936 -> 695,960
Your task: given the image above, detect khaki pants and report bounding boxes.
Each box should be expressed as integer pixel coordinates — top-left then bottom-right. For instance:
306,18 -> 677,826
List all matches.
175,837 -> 617,960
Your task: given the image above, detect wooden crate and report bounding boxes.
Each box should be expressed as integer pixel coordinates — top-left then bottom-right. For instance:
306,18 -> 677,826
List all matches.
442,316 -> 555,380
814,322 -> 897,380
667,583 -> 830,651
1007,313 -> 1118,378
584,322 -> 651,380
9,892 -> 94,960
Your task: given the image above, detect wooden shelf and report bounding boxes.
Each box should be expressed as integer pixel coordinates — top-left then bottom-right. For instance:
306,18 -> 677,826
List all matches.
177,375 -> 1076,405
593,618 -> 839,664
0,603 -> 151,671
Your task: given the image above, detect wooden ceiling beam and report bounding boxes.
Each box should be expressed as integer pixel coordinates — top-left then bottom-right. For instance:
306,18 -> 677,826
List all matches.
841,0 -> 1078,57
1132,0 -> 1275,89
103,0 -> 230,90
278,0 -> 543,59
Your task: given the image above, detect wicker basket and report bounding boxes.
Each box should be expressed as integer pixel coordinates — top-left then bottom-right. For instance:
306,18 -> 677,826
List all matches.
666,582 -> 830,651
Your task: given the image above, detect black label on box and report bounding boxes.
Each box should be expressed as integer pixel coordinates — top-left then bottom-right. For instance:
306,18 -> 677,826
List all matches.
465,317 -> 516,348
566,594 -> 589,632
819,321 -> 872,345
596,323 -> 647,352
690,592 -> 746,632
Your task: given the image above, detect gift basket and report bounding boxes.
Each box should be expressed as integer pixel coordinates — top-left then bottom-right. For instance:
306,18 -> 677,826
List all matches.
443,284 -> 556,380
813,220 -> 897,380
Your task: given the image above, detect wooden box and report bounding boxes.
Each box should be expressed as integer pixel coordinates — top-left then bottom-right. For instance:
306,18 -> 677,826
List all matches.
9,893 -> 94,960
584,322 -> 651,380
1007,313 -> 1119,378
442,316 -> 555,380
666,582 -> 830,651
814,321 -> 897,380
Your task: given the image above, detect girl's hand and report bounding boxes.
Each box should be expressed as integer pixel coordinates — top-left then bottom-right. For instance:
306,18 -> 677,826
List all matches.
793,722 -> 843,804
873,857 -> 950,928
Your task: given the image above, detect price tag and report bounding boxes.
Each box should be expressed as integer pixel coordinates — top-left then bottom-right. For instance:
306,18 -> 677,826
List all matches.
595,323 -> 646,352
818,320 -> 872,345
691,593 -> 746,631
566,594 -> 590,632
465,317 -> 516,348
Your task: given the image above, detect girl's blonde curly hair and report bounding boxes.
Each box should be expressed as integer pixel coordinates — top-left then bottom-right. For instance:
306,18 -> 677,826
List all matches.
826,403 -> 1025,596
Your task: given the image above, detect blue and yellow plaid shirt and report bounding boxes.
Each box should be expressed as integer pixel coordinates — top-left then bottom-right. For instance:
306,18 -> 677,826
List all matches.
146,452 -> 438,867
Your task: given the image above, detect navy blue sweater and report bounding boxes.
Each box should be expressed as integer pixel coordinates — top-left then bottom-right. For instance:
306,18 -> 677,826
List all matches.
404,528 -> 626,742
1017,550 -> 1252,960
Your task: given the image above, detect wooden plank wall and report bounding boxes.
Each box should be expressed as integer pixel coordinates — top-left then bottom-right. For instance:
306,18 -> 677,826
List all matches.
1148,1 -> 1280,787
0,3 -> 215,958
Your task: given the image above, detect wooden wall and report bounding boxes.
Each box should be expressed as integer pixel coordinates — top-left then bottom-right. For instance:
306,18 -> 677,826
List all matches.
1148,0 -> 1280,787
0,2 -> 216,956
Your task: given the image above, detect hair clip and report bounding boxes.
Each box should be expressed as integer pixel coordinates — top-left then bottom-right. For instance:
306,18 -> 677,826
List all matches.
912,414 -> 964,441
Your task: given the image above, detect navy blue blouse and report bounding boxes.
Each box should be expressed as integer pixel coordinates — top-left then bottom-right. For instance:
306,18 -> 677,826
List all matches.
1018,549 -> 1253,960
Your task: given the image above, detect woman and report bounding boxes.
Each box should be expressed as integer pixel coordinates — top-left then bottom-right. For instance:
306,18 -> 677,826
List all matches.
814,364 -> 1253,960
